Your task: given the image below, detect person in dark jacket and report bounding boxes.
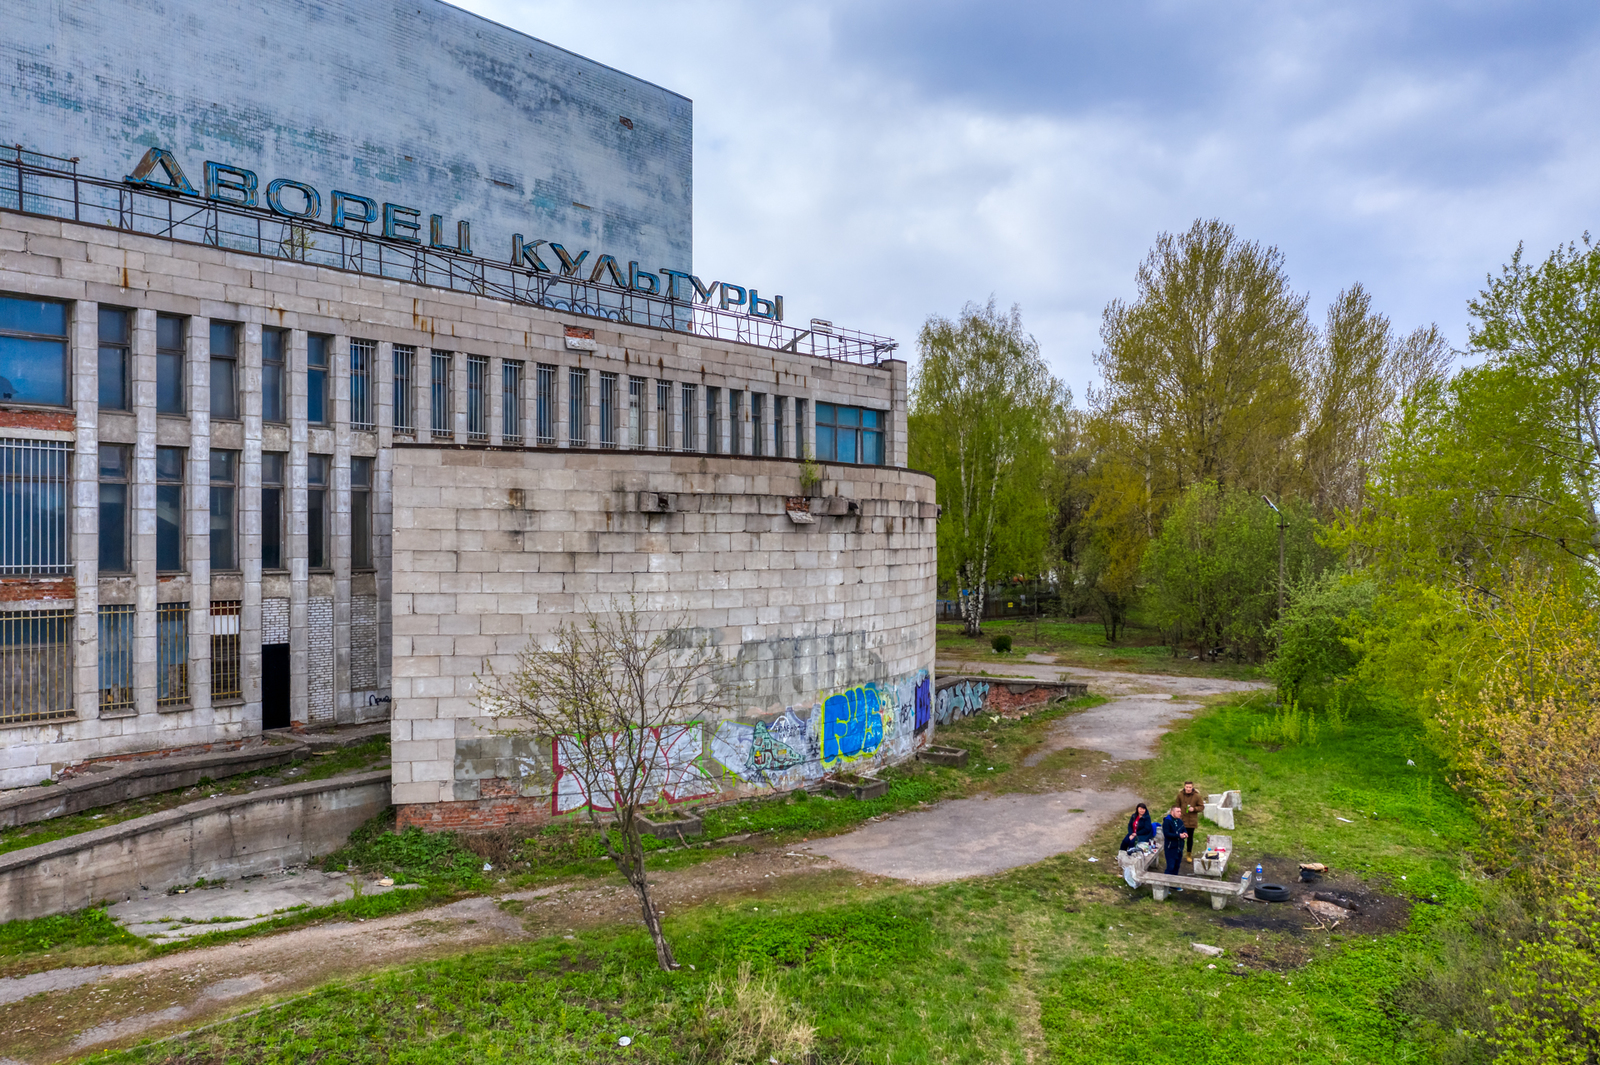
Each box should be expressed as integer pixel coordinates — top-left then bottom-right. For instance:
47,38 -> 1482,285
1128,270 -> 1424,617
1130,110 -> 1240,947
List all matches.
1162,806 -> 1190,875
1119,803 -> 1155,852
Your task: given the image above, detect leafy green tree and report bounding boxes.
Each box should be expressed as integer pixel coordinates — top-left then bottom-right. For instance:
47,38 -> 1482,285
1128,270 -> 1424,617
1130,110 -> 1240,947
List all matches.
910,300 -> 1065,636
1142,482 -> 1334,660
1264,572 -> 1375,695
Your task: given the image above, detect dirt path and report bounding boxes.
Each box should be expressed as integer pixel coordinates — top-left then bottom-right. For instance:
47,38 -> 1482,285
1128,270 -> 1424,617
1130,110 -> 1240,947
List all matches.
0,849 -> 859,1064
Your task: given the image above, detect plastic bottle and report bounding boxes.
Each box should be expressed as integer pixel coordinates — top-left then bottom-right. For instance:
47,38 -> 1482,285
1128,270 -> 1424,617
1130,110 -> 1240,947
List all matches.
1255,863 -> 1263,880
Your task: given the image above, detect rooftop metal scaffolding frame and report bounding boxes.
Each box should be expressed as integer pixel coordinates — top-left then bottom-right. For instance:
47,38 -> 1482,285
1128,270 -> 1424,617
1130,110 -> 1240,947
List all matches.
1,146 -> 898,365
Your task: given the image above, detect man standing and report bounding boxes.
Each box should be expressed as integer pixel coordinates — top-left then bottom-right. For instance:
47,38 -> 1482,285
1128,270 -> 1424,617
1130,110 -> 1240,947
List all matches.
1173,781 -> 1204,860
1161,805 -> 1189,875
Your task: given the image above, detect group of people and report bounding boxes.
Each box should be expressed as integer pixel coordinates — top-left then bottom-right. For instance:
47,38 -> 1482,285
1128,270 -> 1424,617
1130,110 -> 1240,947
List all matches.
1119,780 -> 1206,875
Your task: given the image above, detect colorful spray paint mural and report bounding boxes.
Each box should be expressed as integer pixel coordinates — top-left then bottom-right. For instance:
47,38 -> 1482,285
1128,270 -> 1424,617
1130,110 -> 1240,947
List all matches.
934,679 -> 990,724
550,724 -> 715,814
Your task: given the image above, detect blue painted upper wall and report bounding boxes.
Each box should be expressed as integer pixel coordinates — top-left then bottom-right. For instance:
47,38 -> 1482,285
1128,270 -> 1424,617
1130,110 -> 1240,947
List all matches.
3,0 -> 693,272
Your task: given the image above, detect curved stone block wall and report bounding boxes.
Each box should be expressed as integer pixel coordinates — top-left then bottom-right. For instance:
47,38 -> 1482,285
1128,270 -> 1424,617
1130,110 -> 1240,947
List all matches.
390,448 -> 937,830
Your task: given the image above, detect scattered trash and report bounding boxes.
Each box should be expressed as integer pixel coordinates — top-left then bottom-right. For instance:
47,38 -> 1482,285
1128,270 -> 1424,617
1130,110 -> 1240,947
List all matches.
618,1036 -> 632,1046
483,863 -> 493,872
378,878 -> 395,887
1192,943 -> 1225,957
1335,817 -> 1354,823
1087,857 -> 1098,863
1406,759 -> 1415,766
1207,963 -> 1217,969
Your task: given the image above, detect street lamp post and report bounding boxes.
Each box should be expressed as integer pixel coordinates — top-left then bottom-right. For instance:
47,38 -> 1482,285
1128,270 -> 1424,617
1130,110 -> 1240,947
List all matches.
1262,496 -> 1286,618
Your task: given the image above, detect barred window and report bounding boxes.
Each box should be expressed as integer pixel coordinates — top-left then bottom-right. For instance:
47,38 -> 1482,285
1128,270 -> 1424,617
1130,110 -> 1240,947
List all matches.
211,600 -> 242,702
535,364 -> 556,446
569,368 -> 589,446
0,295 -> 68,407
0,608 -> 73,725
350,339 -> 375,430
655,379 -> 672,451
598,372 -> 618,448
503,361 -> 524,443
157,602 -> 189,708
467,355 -> 488,441
98,603 -> 134,715
430,351 -> 453,438
681,383 -> 698,452
1,439 -> 70,575
392,345 -> 415,432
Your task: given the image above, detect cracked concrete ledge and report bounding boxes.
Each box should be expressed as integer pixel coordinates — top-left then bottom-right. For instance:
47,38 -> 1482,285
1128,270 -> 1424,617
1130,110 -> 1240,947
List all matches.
0,771 -> 391,923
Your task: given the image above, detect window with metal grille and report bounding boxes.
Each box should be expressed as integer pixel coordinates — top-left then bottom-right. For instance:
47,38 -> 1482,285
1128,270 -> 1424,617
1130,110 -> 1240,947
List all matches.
705,387 -> 720,455
99,307 -> 130,411
503,361 -> 524,443
628,376 -> 645,449
598,372 -> 618,448
569,368 -> 589,446
1,439 -> 70,575
0,295 -> 68,407
681,383 -> 698,451
262,328 -> 287,423
156,602 -> 189,708
156,315 -> 185,415
211,600 -> 242,702
430,351 -> 453,438
535,364 -> 556,445
307,334 -> 331,425
467,355 -> 488,440
392,345 -> 415,432
656,379 -> 672,451
99,444 -> 130,572
98,603 -> 134,715
210,322 -> 239,419
350,339 -> 375,430
352,457 -> 373,570
0,608 -> 73,725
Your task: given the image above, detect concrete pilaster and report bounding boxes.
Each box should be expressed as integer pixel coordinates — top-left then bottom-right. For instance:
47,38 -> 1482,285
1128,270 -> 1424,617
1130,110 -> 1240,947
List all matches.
487,356 -> 504,447
240,322 -> 263,720
130,310 -> 158,720
185,316 -> 211,714
287,330 -> 309,726
71,301 -> 99,718
332,335 -> 352,721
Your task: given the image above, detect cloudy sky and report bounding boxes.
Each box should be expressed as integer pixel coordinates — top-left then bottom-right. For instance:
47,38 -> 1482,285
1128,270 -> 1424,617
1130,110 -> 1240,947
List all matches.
455,0 -> 1600,398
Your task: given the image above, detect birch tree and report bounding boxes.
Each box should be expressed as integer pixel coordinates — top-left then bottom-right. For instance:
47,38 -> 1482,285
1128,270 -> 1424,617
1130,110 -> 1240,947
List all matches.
909,300 -> 1064,637
476,604 -> 734,972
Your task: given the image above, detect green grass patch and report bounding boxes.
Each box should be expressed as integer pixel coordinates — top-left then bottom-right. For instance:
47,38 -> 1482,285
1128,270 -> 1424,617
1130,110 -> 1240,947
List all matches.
937,619 -> 1261,679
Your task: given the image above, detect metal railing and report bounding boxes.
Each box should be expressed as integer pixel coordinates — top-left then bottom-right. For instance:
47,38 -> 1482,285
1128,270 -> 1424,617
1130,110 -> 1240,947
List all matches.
156,602 -> 189,708
0,439 -> 71,575
0,608 -> 73,725
211,600 -> 242,701
98,604 -> 135,714
1,146 -> 898,365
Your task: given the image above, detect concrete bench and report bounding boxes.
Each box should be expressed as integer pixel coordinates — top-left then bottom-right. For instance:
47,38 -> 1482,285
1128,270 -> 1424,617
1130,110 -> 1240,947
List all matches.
1139,868 -> 1256,910
1204,790 -> 1243,829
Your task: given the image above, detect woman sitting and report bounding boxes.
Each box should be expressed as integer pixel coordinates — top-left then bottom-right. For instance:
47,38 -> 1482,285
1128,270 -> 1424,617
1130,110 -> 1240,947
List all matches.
1119,803 -> 1155,852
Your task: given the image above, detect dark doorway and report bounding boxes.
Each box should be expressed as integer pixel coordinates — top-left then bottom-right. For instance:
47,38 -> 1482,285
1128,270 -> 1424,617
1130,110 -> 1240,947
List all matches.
262,643 -> 291,729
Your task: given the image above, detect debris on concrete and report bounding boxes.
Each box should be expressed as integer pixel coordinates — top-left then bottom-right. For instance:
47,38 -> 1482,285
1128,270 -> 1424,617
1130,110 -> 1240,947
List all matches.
1191,943 -> 1225,957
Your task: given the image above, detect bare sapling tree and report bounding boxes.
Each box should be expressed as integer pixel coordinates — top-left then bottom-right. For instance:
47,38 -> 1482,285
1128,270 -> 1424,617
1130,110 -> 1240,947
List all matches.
476,603 -> 734,971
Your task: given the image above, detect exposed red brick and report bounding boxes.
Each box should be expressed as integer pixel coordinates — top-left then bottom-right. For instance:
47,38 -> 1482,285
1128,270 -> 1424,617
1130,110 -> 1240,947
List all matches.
0,409 -> 75,432
57,737 -> 251,777
0,577 -> 76,601
479,777 -> 523,798
397,796 -> 555,832
563,325 -> 595,339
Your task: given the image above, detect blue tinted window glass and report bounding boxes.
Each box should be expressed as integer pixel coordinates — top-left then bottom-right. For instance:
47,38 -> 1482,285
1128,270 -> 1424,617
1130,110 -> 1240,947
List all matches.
863,430 -> 884,465
836,426 -> 857,464
816,403 -> 835,427
861,409 -> 880,428
836,405 -> 860,428
816,425 -> 836,463
0,336 -> 67,405
156,316 -> 184,351
0,297 -> 66,336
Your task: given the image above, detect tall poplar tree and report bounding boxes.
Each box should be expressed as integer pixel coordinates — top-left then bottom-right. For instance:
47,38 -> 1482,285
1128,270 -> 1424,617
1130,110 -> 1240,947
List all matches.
910,301 -> 1064,637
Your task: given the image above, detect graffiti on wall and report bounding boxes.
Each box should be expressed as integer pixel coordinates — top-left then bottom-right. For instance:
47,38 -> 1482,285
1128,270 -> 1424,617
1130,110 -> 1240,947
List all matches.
551,723 -> 715,814
934,679 -> 990,725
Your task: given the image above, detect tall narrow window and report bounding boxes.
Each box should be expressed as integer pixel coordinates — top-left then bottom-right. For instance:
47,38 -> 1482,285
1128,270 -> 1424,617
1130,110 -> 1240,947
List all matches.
752,393 -> 766,457
1,439 -> 69,575
98,445 -> 129,572
351,457 -> 373,569
706,387 -> 720,455
261,453 -> 285,570
730,391 -> 744,455
210,322 -> 238,419
503,361 -> 524,443
156,315 -> 185,415
98,307 -> 130,410
467,355 -> 488,440
430,351 -> 452,438
307,455 -> 329,569
156,602 -> 188,708
350,339 -> 375,430
262,328 -> 286,423
774,396 -> 787,458
0,609 -> 73,724
211,600 -> 242,702
628,376 -> 645,449
681,383 -> 698,452
307,334 -> 330,425
862,408 -> 884,465
536,364 -> 556,445
569,368 -> 589,446
795,398 -> 809,458
392,345 -> 414,432
98,604 -> 135,714
0,296 -> 68,407
155,447 -> 183,572
598,372 -> 617,448
209,450 -> 236,570
655,379 -> 672,451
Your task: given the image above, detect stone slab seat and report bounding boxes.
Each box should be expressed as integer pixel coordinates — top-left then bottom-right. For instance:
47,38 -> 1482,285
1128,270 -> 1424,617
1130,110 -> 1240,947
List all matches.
1137,869 -> 1256,910
1203,790 -> 1243,830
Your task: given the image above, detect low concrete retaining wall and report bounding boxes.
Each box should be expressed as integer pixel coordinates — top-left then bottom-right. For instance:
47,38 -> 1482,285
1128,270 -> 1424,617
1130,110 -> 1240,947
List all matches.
0,771 -> 391,922
0,740 -> 309,829
933,676 -> 1089,724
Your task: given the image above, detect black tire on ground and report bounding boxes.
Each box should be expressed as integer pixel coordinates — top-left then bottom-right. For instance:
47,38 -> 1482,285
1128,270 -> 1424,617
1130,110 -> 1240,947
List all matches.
1255,883 -> 1291,902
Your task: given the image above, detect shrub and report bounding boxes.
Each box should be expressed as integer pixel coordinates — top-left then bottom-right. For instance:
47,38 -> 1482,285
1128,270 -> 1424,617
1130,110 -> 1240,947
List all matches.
1266,572 -> 1375,695
1489,886 -> 1600,1063
991,635 -> 1013,654
1248,695 -> 1319,747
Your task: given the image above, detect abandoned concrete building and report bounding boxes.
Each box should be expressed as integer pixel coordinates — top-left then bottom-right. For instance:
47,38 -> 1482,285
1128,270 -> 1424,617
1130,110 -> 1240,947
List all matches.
0,0 -> 937,820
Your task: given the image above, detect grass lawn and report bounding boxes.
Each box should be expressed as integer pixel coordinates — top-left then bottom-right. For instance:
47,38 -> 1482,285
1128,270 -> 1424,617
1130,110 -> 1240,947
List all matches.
77,690 -> 1485,1064
937,618 -> 1263,680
